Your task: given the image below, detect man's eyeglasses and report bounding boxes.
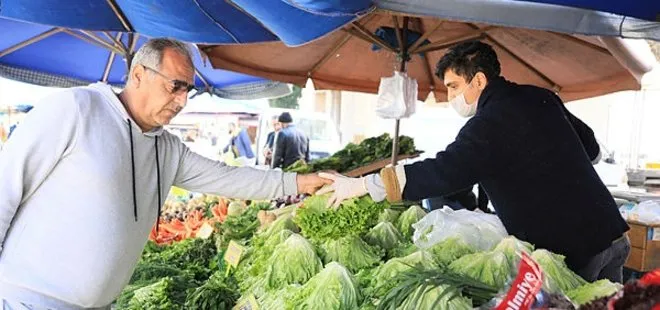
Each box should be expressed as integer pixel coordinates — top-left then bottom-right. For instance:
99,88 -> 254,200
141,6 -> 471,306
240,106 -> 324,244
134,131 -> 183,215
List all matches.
143,65 -> 196,94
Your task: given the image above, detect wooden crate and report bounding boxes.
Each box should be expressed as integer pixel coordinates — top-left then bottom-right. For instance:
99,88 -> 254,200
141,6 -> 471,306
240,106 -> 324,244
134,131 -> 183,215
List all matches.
625,220 -> 660,271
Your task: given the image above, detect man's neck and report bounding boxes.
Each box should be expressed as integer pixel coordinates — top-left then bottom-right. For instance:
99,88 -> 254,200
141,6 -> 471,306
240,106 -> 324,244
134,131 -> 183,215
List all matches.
118,90 -> 154,132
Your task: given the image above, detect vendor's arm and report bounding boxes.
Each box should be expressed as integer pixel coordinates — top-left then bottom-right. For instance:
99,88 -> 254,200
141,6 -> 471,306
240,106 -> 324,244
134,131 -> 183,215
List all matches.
366,116 -> 509,203
553,93 -> 600,164
174,143 -> 327,199
0,93 -> 81,251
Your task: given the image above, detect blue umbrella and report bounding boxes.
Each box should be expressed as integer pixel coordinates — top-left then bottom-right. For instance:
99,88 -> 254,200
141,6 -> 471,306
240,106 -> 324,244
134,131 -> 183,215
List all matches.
0,0 -> 374,46
376,0 -> 660,41
0,17 -> 291,99
513,0 -> 659,22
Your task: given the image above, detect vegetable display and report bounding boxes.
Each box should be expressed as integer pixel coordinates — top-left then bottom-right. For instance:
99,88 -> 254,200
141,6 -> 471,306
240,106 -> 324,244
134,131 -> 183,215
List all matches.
285,133 -> 418,173
116,193 -> 632,309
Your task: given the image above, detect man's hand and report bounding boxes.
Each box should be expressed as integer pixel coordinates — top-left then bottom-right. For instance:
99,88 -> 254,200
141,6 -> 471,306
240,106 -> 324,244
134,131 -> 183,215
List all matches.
296,173 -> 333,195
316,173 -> 368,209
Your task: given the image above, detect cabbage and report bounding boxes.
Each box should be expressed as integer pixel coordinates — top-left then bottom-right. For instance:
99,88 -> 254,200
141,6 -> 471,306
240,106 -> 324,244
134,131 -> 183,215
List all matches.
531,249 -> 587,293
389,242 -> 419,259
266,234 -> 323,289
448,251 -> 512,289
397,285 -> 473,310
364,222 -> 404,251
396,205 -> 426,238
378,209 -> 401,223
256,284 -> 301,310
492,236 -> 534,262
428,237 -> 476,267
258,213 -> 299,241
236,229 -> 295,294
288,262 -> 362,310
320,235 -> 383,273
366,251 -> 438,298
567,279 -> 621,306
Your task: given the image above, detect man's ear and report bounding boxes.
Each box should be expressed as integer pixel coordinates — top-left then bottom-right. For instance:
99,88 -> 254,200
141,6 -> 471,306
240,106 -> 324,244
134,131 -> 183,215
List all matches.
475,72 -> 489,91
131,65 -> 145,88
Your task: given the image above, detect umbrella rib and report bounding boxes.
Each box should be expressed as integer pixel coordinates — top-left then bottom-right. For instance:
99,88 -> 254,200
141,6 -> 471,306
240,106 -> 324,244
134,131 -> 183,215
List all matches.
103,31 -> 129,51
195,69 -> 211,89
408,21 -> 443,53
102,33 -> 123,83
414,18 -> 437,91
413,26 -> 496,54
63,30 -> 123,54
0,28 -> 63,58
80,30 -> 126,55
484,34 -> 560,90
393,16 -> 404,53
549,32 -> 611,55
106,0 -> 134,32
309,31 -> 353,76
351,22 -> 397,53
191,0 -> 240,43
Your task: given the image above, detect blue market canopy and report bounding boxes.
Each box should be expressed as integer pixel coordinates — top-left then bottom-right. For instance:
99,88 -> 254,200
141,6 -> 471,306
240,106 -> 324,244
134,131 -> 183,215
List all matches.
0,0 -> 374,46
0,17 -> 291,99
376,0 -> 660,41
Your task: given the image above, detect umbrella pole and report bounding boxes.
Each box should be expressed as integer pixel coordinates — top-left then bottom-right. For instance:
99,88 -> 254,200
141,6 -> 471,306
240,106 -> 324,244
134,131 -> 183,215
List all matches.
391,17 -> 410,166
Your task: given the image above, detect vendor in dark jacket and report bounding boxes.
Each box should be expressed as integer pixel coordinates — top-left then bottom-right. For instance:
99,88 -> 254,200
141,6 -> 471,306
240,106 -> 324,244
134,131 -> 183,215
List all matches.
272,112 -> 310,169
318,41 -> 630,283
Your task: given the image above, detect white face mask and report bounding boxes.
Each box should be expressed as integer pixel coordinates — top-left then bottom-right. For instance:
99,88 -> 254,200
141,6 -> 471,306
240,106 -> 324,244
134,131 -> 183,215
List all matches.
449,82 -> 479,118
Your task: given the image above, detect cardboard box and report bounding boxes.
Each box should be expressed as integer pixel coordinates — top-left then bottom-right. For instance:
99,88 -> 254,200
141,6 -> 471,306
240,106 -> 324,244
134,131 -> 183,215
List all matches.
625,220 -> 660,271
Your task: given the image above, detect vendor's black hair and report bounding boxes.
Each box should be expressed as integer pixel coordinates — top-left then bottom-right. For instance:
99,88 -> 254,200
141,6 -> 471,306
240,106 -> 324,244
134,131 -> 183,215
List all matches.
435,41 -> 501,82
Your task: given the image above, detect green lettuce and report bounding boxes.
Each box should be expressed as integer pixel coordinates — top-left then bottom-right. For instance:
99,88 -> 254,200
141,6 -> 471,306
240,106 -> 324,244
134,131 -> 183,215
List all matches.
396,205 -> 426,238
266,234 -> 323,289
365,251 -> 439,298
492,236 -> 534,262
378,209 -> 401,224
364,222 -> 405,251
428,237 -> 476,267
397,285 -> 473,310
288,262 -> 362,310
567,279 -> 621,306
320,235 -> 384,273
295,195 -> 388,242
448,251 -> 512,289
531,249 -> 587,293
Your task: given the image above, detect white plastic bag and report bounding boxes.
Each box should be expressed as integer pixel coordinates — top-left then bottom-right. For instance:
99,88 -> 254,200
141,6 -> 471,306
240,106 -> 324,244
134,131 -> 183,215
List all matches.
376,71 -> 417,119
412,207 -> 508,251
624,200 -> 660,224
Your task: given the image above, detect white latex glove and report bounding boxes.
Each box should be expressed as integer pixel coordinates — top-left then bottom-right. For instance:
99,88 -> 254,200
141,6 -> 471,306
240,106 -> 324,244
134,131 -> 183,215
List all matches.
316,172 -> 368,209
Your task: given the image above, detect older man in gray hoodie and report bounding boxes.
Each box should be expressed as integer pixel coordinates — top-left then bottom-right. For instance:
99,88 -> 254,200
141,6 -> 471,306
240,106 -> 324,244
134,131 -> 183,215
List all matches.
0,38 -> 329,309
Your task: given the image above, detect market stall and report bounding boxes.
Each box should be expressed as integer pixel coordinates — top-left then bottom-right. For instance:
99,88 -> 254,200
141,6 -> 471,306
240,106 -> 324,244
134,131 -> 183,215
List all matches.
117,192 -> 660,309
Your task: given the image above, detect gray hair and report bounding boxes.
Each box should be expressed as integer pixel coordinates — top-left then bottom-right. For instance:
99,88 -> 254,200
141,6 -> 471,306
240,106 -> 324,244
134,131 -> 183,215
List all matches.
129,38 -> 194,81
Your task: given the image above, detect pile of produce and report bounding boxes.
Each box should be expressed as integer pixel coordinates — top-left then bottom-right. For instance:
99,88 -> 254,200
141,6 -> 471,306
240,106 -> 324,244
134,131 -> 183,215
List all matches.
285,133 -> 418,173
117,193 -> 636,309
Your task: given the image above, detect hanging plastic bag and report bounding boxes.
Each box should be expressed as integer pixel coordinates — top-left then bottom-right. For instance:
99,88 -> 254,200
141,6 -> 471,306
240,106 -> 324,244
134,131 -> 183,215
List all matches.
376,71 -> 417,119
412,207 -> 508,251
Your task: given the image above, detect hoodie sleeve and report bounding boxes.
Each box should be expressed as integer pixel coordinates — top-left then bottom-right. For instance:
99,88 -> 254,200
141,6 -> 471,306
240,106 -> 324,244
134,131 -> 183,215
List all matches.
173,142 -> 298,199
0,91 -> 80,251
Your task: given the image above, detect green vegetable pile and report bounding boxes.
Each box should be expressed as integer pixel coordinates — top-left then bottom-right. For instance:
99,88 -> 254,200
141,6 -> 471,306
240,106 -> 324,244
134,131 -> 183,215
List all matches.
285,133 -> 418,173
115,193 -> 621,309
294,194 -> 388,241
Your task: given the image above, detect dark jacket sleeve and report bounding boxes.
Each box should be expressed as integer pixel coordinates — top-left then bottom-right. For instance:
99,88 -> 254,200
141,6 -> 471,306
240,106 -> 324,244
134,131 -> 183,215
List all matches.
305,137 -> 310,162
272,131 -> 286,168
402,115 -> 511,201
554,93 -> 600,161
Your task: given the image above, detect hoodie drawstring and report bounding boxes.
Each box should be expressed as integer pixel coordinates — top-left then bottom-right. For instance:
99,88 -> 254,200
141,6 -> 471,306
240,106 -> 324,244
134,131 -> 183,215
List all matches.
155,136 -> 162,232
127,119 -> 163,233
127,119 -> 138,222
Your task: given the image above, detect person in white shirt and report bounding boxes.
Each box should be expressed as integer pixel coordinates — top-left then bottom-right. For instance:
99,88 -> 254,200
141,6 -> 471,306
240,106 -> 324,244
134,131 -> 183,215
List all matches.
0,38 -> 329,309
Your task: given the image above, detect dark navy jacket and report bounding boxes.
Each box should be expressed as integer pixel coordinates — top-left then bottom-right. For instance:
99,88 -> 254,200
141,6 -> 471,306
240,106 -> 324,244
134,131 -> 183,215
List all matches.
402,77 -> 628,269
273,125 -> 309,169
